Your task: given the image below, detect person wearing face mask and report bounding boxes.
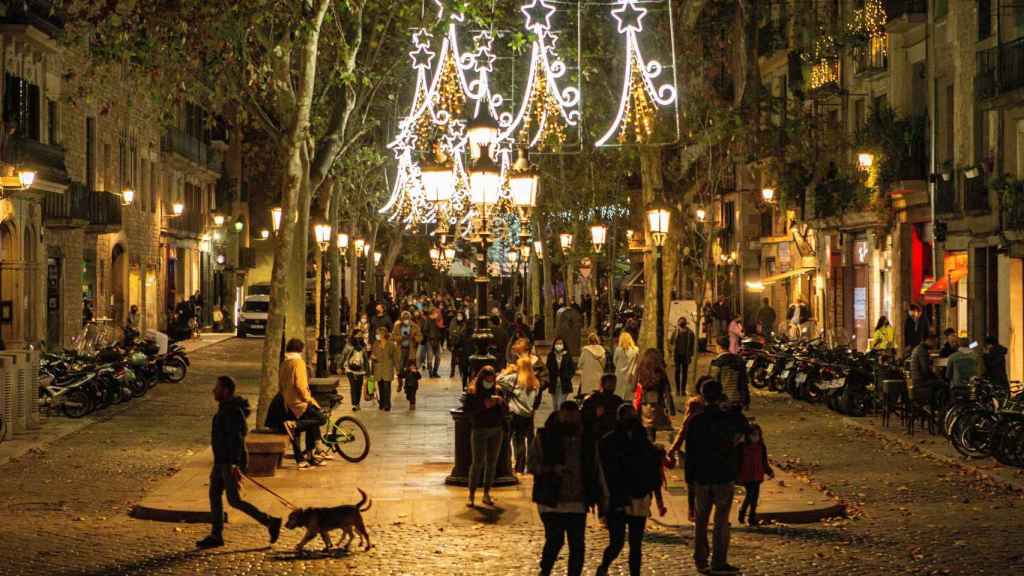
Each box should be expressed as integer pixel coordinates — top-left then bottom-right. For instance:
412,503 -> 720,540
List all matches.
451,312 -> 474,389
529,401 -> 599,576
547,337 -> 576,410
465,366 -> 507,507
339,332 -> 370,411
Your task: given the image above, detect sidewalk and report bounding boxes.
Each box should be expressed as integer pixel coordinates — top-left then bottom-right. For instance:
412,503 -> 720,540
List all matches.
133,360 -> 844,529
176,331 -> 235,354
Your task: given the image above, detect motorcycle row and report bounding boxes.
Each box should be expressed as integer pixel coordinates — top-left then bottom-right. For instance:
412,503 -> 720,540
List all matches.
741,336 -> 1024,468
38,331 -> 190,419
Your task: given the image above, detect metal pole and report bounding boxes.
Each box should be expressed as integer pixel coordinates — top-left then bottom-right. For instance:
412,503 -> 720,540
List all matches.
470,226 -> 495,374
316,253 -> 328,377
656,244 -> 665,351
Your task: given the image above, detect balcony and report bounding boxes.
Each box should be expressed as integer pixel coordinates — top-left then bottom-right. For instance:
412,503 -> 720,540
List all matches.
962,175 -> 990,213
884,0 -> 928,32
161,128 -> 223,173
164,207 -> 205,237
4,136 -> 71,188
808,60 -> 841,96
976,37 -> 1024,105
854,36 -> 888,76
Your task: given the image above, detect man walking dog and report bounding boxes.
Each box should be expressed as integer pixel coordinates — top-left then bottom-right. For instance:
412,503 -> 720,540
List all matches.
197,376 -> 282,549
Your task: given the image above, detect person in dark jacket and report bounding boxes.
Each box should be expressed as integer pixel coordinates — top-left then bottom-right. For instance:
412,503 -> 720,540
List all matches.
197,376 -> 282,549
671,317 -> 696,396
903,303 -> 929,355
983,336 -> 1010,395
685,379 -> 750,574
582,373 -> 624,443
546,337 -> 576,409
596,404 -> 665,576
528,401 -> 598,576
465,366 -> 506,507
939,328 -> 958,358
755,297 -> 777,336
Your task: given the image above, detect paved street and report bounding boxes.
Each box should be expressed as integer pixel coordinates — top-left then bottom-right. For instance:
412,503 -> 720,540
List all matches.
1,337 -> 1023,576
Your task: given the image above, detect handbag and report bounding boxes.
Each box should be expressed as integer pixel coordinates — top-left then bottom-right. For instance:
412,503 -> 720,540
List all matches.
531,471 -> 562,507
366,376 -> 377,400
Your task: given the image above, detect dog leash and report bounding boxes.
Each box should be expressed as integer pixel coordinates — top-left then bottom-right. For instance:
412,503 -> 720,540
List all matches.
239,471 -> 297,510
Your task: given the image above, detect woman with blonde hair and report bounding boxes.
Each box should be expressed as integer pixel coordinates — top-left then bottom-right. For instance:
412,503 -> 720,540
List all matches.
500,356 -> 542,474
614,331 -> 640,391
578,331 -> 608,397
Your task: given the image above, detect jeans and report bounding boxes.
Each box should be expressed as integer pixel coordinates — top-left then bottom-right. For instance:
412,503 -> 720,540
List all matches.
469,425 -> 503,495
738,481 -> 761,523
417,343 -> 429,368
674,357 -> 689,396
693,482 -> 734,569
550,387 -> 566,411
377,380 -> 392,411
428,340 -> 441,375
539,512 -> 586,576
209,463 -> 272,538
510,413 -> 534,474
399,346 -> 412,372
599,512 -> 647,575
347,373 -> 363,407
288,406 -> 326,463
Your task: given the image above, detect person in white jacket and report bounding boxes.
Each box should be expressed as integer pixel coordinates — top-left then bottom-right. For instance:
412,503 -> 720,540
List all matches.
613,331 -> 640,392
578,332 -> 608,398
499,356 -> 541,474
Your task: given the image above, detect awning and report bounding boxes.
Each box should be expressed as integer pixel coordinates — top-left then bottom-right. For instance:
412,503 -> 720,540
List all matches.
762,267 -> 815,286
920,269 -> 968,304
623,270 -> 645,288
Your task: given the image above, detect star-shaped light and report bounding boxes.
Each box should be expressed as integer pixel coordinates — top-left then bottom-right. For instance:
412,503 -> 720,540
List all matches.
473,48 -> 497,73
611,0 -> 647,34
521,0 -> 556,34
409,44 -> 435,70
434,0 -> 464,22
412,28 -> 433,48
473,30 -> 495,53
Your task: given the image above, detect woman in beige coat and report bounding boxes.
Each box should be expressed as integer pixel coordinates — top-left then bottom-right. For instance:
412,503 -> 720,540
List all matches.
371,327 -> 401,411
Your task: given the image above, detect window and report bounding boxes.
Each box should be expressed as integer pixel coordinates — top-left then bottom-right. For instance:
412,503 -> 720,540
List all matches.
3,73 -> 40,140
150,163 -> 158,213
979,0 -> 993,40
47,100 -> 59,144
101,143 -> 111,192
86,118 -> 96,189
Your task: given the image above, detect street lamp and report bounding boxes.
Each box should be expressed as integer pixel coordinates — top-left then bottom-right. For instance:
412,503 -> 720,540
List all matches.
121,188 -> 135,206
0,167 -> 35,193
362,243 -> 371,258
313,222 -> 333,376
172,202 -> 184,216
337,232 -> 349,252
260,228 -> 270,240
270,206 -> 282,234
533,239 -> 544,260
647,197 -> 671,351
761,188 -> 775,203
213,213 -> 225,227
465,115 -> 501,372
559,232 -> 574,254
590,222 -> 607,253
353,237 -> 365,257
373,251 -> 382,266
234,220 -> 244,233
857,152 -> 874,171
467,115 -> 500,161
695,207 -> 706,222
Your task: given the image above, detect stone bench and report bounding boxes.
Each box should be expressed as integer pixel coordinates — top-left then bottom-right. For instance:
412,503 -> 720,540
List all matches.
245,432 -> 290,477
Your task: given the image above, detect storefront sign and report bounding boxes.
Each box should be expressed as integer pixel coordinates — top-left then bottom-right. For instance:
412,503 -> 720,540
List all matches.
854,287 -> 867,320
854,239 -> 869,265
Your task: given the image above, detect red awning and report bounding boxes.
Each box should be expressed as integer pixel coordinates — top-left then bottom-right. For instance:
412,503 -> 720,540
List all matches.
920,268 -> 968,304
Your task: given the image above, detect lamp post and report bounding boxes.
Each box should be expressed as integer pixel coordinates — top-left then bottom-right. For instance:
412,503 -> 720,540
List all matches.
314,222 -> 332,377
466,117 -> 502,373
647,198 -> 671,352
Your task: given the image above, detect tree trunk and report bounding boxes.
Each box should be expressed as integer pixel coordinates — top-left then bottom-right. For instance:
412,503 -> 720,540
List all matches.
347,220 -> 359,326
639,146 -> 664,352
541,237 -> 555,341
367,221 -> 380,301
565,258 -> 575,305
285,153 -> 312,344
381,229 -> 402,292
589,260 -> 598,333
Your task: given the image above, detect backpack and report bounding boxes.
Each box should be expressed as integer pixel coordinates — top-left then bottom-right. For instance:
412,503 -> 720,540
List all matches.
347,349 -> 365,372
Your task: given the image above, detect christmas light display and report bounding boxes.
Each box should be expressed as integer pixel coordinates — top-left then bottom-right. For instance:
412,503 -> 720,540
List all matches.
595,0 -> 677,147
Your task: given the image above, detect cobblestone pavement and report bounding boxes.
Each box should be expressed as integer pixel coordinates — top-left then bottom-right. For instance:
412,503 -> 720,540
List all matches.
1,338 -> 1023,575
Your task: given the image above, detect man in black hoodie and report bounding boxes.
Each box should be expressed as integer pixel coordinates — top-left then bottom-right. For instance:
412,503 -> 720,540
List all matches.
983,336 -> 1010,395
197,376 -> 282,550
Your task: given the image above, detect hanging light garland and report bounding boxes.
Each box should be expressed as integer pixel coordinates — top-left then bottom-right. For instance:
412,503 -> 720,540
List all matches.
596,0 -> 677,147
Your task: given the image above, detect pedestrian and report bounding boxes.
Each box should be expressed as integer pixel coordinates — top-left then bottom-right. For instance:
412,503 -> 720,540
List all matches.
339,332 -> 370,411
581,372 -> 624,443
983,336 -> 1010,396
280,338 -> 328,468
671,317 -> 695,396
727,314 -> 744,354
196,375 -> 282,549
528,401 -> 598,576
465,366 -> 506,507
633,348 -> 674,441
755,297 -> 776,336
547,337 -> 576,410
399,358 -> 421,410
786,296 -> 810,338
452,316 -> 473,389
668,376 -> 709,522
371,327 -> 400,411
426,306 -> 444,377
595,403 -> 667,576
685,379 -> 749,575
737,424 -> 774,527
448,311 -> 466,378
903,303 -> 929,356
945,336 -> 979,391
578,332 -> 607,398
910,333 -> 940,407
870,316 -> 895,353
500,356 -> 541,475
709,336 -> 750,410
490,314 -> 510,364
394,310 -> 418,370
614,331 -> 640,394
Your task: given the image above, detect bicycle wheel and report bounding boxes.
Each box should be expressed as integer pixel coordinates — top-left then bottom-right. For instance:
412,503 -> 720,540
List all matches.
62,387 -> 94,419
953,412 -> 999,459
994,420 -> 1024,467
326,415 -> 370,462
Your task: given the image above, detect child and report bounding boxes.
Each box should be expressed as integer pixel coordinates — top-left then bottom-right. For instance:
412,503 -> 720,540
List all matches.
737,423 -> 774,527
399,359 -> 421,410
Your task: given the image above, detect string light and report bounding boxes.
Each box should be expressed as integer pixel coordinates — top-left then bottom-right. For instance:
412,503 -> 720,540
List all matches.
596,0 -> 677,147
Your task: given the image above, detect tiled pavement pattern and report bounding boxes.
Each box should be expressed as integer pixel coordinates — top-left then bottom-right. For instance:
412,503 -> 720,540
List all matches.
1,337 -> 1022,575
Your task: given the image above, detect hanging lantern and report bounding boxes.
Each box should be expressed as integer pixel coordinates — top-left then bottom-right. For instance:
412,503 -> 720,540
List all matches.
271,206 -> 283,232
314,223 -> 332,252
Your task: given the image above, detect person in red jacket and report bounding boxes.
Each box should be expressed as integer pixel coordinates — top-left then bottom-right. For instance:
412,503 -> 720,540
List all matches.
737,424 -> 774,527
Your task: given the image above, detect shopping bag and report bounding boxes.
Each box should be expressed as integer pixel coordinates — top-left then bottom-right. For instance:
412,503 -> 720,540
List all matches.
365,376 -> 377,400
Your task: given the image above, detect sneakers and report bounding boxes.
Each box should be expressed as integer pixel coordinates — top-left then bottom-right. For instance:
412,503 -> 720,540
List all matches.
711,564 -> 741,575
297,459 -> 325,470
196,535 -> 224,549
352,405 -> 360,411
314,448 -> 335,461
695,565 -> 711,575
268,517 -> 282,544
737,509 -> 747,524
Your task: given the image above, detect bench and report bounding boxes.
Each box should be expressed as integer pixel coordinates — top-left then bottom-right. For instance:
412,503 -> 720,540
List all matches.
245,432 -> 290,477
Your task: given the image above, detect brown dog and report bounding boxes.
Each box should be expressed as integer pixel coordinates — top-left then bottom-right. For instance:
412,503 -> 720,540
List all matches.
285,488 -> 372,553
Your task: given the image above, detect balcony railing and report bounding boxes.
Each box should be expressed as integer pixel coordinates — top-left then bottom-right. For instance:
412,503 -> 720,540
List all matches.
976,37 -> 1024,100
808,59 -> 841,93
4,136 -> 71,185
854,36 -> 888,75
884,0 -> 928,21
165,207 -> 205,237
161,128 -> 224,172
43,184 -> 123,231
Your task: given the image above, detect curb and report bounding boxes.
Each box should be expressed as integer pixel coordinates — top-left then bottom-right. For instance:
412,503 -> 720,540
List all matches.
130,505 -> 222,524
650,503 -> 847,529
841,416 -> 1024,494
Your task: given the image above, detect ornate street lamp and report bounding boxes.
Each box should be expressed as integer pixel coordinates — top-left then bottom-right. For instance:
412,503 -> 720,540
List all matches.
465,115 -> 502,371
695,207 -> 706,223
234,220 -> 244,233
213,213 -> 225,227
337,232 -> 349,252
533,239 -> 544,260
121,187 -> 135,206
313,221 -> 333,376
590,222 -> 607,253
270,206 -> 283,234
857,152 -> 874,171
373,251 -> 382,266
0,167 -> 35,194
172,202 -> 184,216
646,197 -> 671,351
559,232 -> 574,254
